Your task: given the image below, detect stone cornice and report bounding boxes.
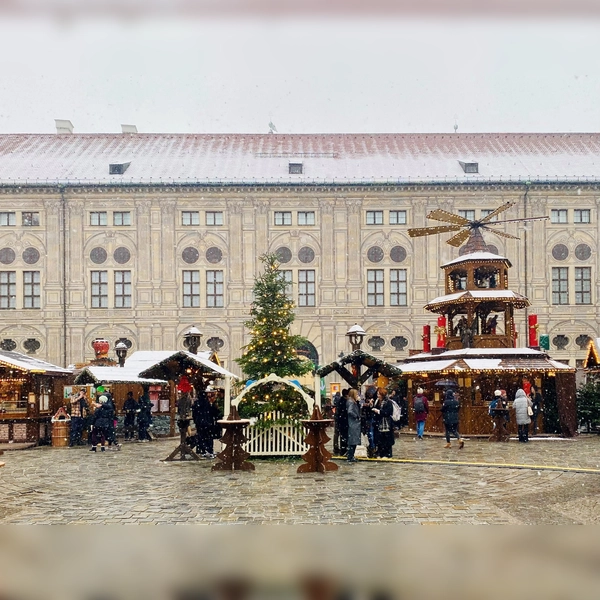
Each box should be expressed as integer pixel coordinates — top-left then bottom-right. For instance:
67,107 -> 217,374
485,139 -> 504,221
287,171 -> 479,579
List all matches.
1,181 -> 600,196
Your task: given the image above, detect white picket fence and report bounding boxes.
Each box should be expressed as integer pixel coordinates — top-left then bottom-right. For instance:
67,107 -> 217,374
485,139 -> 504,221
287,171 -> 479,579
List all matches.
243,411 -> 308,456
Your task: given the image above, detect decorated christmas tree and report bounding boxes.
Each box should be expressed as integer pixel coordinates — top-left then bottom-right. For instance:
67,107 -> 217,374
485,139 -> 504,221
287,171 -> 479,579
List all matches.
236,253 -> 313,422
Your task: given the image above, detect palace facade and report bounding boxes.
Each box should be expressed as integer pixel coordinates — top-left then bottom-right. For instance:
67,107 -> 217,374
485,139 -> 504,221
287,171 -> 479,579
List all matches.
0,131 -> 598,377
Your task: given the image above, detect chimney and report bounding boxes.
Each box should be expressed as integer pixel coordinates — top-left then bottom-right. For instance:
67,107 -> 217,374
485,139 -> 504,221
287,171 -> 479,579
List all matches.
55,119 -> 74,134
121,124 -> 138,134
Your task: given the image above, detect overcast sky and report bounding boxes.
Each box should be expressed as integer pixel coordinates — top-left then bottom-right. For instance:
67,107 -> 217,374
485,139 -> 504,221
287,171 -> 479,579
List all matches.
1,14 -> 599,134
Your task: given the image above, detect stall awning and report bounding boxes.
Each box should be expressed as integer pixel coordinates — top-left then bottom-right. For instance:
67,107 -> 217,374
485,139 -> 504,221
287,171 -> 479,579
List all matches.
135,351 -> 238,380
74,366 -> 167,386
0,350 -> 71,376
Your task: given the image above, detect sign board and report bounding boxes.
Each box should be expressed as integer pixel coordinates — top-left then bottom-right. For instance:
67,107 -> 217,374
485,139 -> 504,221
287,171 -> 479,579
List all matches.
329,382 -> 341,397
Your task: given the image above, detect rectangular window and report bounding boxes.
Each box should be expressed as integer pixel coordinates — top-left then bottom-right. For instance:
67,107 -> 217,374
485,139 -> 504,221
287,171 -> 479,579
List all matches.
367,269 -> 384,306
0,212 -> 16,226
390,269 -> 407,306
182,211 -> 200,226
274,211 -> 292,226
113,211 -> 131,226
91,271 -> 108,308
206,211 -> 223,226
574,209 -> 591,224
458,210 -> 475,221
0,272 -> 16,309
481,209 -> 497,221
289,163 -> 303,174
366,211 -> 383,225
279,270 -> 293,299
575,267 -> 591,305
552,267 -> 569,305
298,270 -> 315,307
551,209 -> 567,224
114,271 -> 132,308
23,271 -> 40,309
389,210 -> 407,225
90,212 -> 108,226
206,270 -> 224,307
298,211 -> 315,226
22,212 -> 40,226
183,270 -> 200,307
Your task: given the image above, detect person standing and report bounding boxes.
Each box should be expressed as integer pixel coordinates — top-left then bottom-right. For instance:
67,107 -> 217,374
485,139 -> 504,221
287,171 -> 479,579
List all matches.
122,391 -> 138,441
346,388 -> 361,463
441,389 -> 464,449
513,388 -> 532,443
192,390 -> 214,458
208,391 -> 223,457
137,388 -> 153,442
361,388 -> 376,458
90,395 -> 113,452
413,387 -> 429,440
335,389 -> 349,456
68,389 -> 89,447
530,384 -> 543,435
372,387 -> 394,458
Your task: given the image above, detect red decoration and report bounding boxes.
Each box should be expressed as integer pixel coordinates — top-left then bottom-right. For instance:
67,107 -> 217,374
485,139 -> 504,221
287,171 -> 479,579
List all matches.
92,338 -> 110,358
436,316 -> 447,348
177,375 -> 193,393
422,325 -> 431,352
528,314 -> 539,347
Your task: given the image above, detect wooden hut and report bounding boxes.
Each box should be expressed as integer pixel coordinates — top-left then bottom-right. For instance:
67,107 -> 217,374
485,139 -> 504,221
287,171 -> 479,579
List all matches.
0,350 -> 72,444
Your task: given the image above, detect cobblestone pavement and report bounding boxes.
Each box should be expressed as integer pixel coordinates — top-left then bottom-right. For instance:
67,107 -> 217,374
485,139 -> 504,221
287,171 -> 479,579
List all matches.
0,434 -> 599,524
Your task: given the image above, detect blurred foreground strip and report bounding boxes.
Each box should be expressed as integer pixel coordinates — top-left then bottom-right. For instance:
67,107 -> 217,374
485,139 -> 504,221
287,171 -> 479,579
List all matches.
0,526 -> 598,600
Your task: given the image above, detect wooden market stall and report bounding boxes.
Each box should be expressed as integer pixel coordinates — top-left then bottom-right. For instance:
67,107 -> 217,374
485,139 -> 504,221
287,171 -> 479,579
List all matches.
0,350 -> 72,444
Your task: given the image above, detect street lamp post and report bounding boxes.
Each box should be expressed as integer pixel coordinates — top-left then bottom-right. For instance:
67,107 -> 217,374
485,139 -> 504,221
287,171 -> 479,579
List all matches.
183,326 -> 203,355
346,324 -> 366,351
115,341 -> 128,368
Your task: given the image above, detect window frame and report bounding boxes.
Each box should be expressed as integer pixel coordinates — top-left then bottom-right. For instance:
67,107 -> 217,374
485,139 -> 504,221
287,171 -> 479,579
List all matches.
575,267 -> 592,305
182,211 -> 200,226
0,212 -> 16,227
298,269 -> 316,307
551,209 -> 568,224
90,212 -> 108,227
390,269 -> 408,306
206,211 -> 223,226
0,271 -> 16,309
274,211 -> 292,226
574,209 -> 591,224
113,211 -> 131,226
206,270 -> 224,308
182,270 -> 200,308
458,209 -> 476,221
91,270 -> 109,308
114,270 -> 132,308
552,267 -> 569,305
298,211 -> 315,226
389,210 -> 407,225
366,211 -> 384,225
367,269 -> 385,307
23,271 -> 41,309
22,212 -> 40,227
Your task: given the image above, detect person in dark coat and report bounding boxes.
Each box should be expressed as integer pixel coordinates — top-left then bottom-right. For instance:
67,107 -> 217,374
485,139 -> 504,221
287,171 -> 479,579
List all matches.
413,387 -> 429,440
68,389 -> 89,447
361,388 -> 376,458
192,390 -> 214,457
335,389 -> 349,456
441,389 -> 464,449
90,395 -> 113,452
372,387 -> 394,458
122,391 -> 138,441
208,391 -> 223,456
346,389 -> 361,463
530,384 -> 543,435
103,392 -> 119,447
137,388 -> 153,442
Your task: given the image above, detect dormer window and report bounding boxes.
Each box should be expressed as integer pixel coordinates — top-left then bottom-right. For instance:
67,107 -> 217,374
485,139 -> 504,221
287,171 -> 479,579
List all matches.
109,161 -> 131,175
459,161 -> 478,174
289,162 -> 303,175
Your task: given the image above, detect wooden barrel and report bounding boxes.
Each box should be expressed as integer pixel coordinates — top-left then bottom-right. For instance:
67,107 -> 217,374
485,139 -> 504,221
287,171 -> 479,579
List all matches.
52,420 -> 70,447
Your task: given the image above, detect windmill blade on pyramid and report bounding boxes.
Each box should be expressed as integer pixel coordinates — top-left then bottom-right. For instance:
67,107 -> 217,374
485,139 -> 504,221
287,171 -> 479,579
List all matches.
407,224 -> 463,238
446,228 -> 472,247
483,228 -> 520,240
426,209 -> 470,225
479,202 -> 514,224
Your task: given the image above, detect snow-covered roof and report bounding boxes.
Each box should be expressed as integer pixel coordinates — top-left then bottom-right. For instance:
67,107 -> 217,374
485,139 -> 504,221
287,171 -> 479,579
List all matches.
131,350 -> 238,379
426,290 -> 529,306
1,133 -> 600,185
0,350 -> 71,375
399,359 -> 458,373
74,366 -> 166,385
442,252 -> 509,268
